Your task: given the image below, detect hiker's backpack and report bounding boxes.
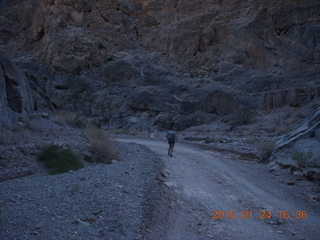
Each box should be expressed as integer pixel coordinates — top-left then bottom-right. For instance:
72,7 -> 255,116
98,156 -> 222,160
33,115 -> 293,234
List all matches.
167,131 -> 176,141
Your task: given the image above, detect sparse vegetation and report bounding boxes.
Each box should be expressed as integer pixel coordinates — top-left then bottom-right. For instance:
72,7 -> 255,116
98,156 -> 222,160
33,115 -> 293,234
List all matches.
0,129 -> 31,145
84,126 -> 120,163
230,107 -> 255,127
38,145 -> 84,174
257,140 -> 276,162
272,118 -> 291,136
292,150 -> 313,169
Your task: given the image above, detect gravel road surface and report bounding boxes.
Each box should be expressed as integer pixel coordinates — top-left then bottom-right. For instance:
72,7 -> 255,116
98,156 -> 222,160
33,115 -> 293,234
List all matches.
119,138 -> 320,240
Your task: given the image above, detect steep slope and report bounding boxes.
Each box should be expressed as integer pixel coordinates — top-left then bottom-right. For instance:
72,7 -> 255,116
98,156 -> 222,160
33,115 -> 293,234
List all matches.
0,0 -> 319,131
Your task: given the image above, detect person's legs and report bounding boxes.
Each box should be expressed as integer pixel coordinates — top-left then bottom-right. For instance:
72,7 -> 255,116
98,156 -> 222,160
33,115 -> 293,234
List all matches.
169,143 -> 175,157
168,142 -> 172,155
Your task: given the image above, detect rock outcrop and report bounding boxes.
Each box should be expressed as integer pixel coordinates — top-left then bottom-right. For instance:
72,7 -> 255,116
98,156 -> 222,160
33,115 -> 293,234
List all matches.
260,86 -> 320,111
0,55 -> 34,127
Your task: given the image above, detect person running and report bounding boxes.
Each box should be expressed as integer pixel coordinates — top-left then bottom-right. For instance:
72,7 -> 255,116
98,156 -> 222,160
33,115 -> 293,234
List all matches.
166,128 -> 177,157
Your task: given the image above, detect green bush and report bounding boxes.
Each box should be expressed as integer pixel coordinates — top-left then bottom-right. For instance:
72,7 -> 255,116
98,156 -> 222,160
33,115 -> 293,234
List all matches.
292,150 -> 313,169
38,145 -> 84,174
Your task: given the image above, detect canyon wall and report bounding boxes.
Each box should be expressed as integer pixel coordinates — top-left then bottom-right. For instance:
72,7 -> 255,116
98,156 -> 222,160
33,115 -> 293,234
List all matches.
0,0 -> 319,130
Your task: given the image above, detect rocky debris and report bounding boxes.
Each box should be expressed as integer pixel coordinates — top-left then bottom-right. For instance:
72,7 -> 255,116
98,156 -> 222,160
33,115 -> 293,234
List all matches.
275,107 -> 320,151
0,142 -> 163,240
293,171 -> 304,181
275,155 -> 299,170
268,161 -> 281,173
304,169 -> 320,182
269,107 -> 320,181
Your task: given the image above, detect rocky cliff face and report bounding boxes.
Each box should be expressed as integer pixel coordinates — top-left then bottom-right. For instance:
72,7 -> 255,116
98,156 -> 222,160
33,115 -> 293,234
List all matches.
0,55 -> 34,127
0,0 -> 319,130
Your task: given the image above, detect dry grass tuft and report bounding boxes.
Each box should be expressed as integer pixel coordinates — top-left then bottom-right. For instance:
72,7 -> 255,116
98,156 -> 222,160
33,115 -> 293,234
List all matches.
84,126 -> 120,163
257,140 -> 276,162
230,107 -> 255,127
292,150 -> 313,169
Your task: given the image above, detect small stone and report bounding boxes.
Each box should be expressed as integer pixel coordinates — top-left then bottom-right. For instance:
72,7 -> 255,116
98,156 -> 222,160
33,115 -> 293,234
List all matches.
30,231 -> 39,236
287,181 -> 296,185
17,121 -> 25,128
42,112 -> 49,118
76,219 -> 91,226
163,181 -> 176,188
161,171 -> 168,178
111,159 -> 118,164
293,171 -> 304,180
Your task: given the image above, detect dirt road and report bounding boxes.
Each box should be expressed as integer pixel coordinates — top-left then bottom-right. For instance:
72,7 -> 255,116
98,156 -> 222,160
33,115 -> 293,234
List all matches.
118,138 -> 320,240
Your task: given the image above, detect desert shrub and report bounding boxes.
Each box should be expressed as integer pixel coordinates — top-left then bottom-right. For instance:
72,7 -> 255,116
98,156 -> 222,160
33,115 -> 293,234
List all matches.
272,118 -> 291,136
38,145 -> 84,174
84,126 -> 120,163
54,111 -> 86,128
230,107 -> 255,126
292,150 -> 313,169
257,140 -> 276,162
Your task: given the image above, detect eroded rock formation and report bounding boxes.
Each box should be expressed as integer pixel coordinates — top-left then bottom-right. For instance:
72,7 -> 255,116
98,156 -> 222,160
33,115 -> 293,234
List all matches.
0,0 -> 319,130
0,55 -> 34,127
